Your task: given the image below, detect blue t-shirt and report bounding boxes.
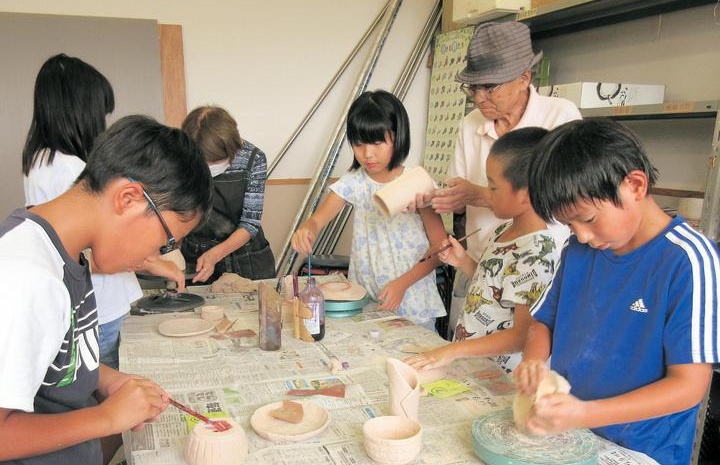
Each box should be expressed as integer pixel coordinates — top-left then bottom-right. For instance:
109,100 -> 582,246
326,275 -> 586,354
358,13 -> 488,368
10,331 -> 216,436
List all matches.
532,216 -> 719,464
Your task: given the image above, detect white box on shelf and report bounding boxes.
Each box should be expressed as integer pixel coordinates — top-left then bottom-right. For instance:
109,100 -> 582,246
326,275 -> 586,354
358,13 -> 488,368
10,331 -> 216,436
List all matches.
452,0 -> 532,25
538,82 -> 665,108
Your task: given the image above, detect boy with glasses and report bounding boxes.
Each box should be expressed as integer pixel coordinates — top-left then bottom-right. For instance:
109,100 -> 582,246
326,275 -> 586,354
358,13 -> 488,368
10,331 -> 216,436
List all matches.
0,116 -> 212,464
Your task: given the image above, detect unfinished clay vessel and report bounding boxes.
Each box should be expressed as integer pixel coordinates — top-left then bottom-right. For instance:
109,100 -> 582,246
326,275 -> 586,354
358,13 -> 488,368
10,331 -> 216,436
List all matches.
363,415 -> 423,465
200,305 -> 225,321
373,166 -> 435,217
184,419 -> 248,465
318,281 -> 367,301
513,370 -> 571,432
386,358 -> 420,421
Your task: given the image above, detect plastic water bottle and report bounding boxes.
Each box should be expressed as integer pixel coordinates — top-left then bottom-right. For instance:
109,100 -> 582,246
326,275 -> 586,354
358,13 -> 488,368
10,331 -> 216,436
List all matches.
299,276 -> 325,341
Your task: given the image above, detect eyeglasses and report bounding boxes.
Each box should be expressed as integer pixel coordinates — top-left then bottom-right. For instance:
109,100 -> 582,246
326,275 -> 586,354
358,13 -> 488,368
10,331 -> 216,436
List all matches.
128,178 -> 177,254
461,82 -> 504,97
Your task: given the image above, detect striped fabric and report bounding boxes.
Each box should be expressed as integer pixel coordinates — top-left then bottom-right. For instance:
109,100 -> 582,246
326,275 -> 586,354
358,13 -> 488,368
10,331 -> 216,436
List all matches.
666,222 -> 720,363
227,140 -> 267,238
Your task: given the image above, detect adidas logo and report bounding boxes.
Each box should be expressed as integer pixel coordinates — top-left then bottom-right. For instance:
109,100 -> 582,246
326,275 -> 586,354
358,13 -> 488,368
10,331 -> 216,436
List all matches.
630,299 -> 648,313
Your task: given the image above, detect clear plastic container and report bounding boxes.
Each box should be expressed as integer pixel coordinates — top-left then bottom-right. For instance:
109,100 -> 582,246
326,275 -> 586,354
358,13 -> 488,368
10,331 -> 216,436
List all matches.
299,276 -> 325,341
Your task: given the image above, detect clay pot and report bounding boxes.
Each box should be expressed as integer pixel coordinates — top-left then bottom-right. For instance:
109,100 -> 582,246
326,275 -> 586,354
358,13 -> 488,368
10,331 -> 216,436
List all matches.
184,419 -> 248,465
363,416 -> 423,465
200,305 -> 225,321
373,166 -> 435,217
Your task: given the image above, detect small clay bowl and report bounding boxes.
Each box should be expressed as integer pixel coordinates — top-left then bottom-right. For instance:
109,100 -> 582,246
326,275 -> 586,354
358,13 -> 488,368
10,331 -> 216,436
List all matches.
184,419 -> 248,465
200,305 -> 225,321
363,416 -> 423,465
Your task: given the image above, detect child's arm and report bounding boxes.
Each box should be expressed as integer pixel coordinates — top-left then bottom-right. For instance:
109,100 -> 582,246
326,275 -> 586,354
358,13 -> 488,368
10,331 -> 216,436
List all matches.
406,303 -> 533,371
0,375 -> 167,460
138,256 -> 186,291
377,206 -> 445,310
437,234 -> 477,277
291,191 -> 346,255
514,321 -> 553,395
525,363 -> 712,435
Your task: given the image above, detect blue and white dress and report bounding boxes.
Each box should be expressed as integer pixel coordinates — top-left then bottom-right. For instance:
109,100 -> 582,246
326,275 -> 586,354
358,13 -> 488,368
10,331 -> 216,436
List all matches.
329,168 -> 446,324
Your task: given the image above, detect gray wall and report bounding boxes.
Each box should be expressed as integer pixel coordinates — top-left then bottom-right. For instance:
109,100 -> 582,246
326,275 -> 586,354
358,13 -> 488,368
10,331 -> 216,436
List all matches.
0,12 -> 164,218
535,4 -> 720,204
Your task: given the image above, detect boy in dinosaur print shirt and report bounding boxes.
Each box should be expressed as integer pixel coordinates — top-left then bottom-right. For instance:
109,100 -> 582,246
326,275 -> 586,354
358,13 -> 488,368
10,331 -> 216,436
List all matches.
406,128 -> 562,374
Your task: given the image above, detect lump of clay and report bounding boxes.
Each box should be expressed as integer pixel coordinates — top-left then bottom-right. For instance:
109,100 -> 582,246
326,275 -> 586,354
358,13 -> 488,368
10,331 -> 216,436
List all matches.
210,273 -> 256,293
513,370 -> 571,432
184,419 -> 248,465
160,249 -> 186,271
270,400 -> 304,424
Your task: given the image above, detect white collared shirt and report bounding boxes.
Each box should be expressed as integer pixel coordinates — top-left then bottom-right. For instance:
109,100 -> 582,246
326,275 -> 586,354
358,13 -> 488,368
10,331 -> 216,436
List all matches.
451,85 -> 581,260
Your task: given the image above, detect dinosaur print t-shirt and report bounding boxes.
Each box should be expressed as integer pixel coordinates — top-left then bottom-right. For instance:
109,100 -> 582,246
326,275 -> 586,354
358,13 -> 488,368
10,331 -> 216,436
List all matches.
454,222 -> 559,373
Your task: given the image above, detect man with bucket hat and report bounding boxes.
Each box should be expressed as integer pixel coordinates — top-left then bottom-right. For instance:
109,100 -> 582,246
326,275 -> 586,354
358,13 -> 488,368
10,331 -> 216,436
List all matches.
418,22 -> 580,337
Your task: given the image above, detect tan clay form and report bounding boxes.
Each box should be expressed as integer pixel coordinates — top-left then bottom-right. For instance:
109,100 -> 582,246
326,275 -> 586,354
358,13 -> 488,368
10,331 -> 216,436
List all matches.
160,249 -> 186,271
210,273 -> 256,293
513,370 -> 571,432
363,415 -> 423,465
157,318 -> 215,337
250,401 -> 330,444
184,419 -> 248,465
318,281 -> 367,301
386,358 -> 420,421
373,166 -> 435,217
200,305 -> 225,321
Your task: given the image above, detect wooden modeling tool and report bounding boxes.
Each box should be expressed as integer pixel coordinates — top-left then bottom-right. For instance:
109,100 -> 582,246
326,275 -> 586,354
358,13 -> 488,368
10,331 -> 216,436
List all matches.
419,227 -> 483,262
168,398 -> 231,432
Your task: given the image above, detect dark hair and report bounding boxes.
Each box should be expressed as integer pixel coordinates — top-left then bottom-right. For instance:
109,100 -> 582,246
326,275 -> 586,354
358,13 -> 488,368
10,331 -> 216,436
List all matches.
346,90 -> 410,171
77,115 -> 213,223
489,127 -> 549,190
529,119 -> 659,222
22,53 -> 115,175
181,106 -> 243,163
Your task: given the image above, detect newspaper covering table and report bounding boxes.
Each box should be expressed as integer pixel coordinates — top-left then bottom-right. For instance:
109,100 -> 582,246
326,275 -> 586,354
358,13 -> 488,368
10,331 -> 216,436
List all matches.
120,280 -> 658,465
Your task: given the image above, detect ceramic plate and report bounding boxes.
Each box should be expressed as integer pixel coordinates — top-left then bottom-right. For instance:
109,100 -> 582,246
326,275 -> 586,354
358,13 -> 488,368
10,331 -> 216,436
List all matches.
250,401 -> 330,444
157,318 -> 215,337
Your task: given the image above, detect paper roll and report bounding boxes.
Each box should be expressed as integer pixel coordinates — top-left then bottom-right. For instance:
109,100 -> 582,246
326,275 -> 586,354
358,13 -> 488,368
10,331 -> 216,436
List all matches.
373,166 -> 435,217
678,198 -> 703,221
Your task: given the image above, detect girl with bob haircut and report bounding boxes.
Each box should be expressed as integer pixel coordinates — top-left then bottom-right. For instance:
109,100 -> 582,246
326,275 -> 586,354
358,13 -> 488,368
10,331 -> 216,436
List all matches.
293,90 -> 446,327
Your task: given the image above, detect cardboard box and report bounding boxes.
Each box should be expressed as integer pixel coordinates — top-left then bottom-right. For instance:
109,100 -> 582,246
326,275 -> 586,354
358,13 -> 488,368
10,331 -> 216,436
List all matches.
452,0 -> 531,26
538,82 -> 665,108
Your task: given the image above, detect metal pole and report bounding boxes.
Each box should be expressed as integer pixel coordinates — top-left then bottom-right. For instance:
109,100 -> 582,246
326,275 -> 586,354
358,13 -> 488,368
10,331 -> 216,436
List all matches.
267,2 -> 390,176
275,0 -> 404,277
321,0 -> 442,255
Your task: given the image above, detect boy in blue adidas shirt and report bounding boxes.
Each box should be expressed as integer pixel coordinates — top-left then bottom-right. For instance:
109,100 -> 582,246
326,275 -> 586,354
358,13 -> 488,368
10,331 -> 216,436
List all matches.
514,119 -> 718,464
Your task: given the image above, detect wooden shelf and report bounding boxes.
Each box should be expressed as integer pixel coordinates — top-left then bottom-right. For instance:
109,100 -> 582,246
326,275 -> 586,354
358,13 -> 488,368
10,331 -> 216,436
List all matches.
650,187 -> 705,198
515,0 -> 715,38
579,100 -> 719,120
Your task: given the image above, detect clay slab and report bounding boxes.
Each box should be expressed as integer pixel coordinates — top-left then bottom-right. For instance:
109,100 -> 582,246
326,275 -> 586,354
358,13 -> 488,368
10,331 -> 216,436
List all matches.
158,318 -> 215,337
250,401 -> 330,443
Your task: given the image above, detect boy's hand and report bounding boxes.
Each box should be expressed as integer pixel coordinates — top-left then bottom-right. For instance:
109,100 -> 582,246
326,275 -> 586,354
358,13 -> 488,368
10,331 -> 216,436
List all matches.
405,345 -> 456,371
99,378 -> 169,434
377,279 -> 408,310
291,226 -> 315,255
193,248 -> 223,283
141,257 -> 186,292
438,235 -> 466,267
514,359 -> 549,395
403,191 -> 434,214
525,393 -> 589,435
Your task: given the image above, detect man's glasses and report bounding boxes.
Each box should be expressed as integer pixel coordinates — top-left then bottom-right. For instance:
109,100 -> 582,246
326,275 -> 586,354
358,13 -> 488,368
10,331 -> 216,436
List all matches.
461,82 -> 504,97
128,178 -> 177,254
